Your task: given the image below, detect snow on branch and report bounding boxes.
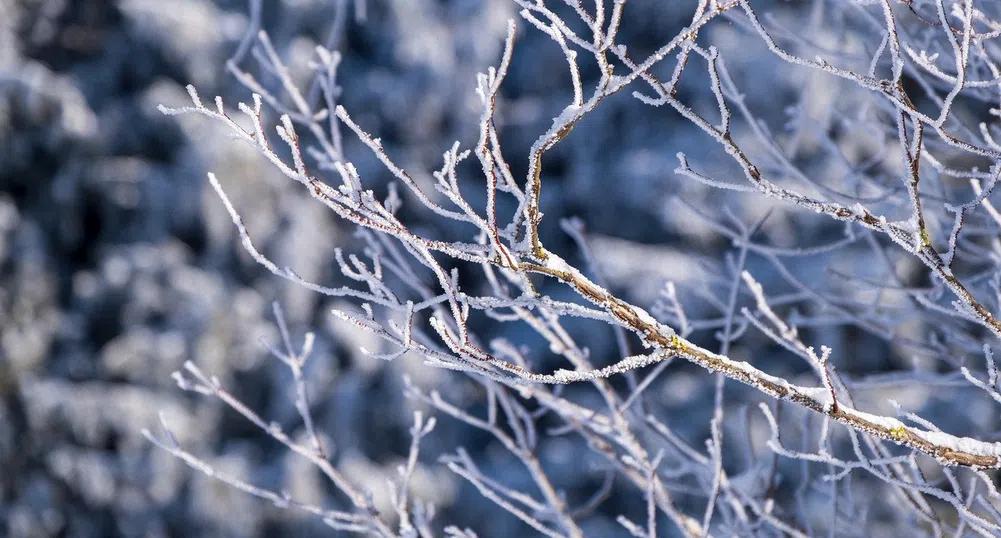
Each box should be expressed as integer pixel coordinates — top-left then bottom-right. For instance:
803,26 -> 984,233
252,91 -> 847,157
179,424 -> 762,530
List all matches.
153,0 -> 1001,535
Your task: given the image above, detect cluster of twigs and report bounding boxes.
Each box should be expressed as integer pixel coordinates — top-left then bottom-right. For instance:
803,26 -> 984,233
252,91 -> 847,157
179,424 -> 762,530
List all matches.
147,0 -> 1001,536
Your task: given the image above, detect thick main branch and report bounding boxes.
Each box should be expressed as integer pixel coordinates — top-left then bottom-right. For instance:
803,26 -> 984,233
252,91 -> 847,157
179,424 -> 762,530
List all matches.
522,251 -> 1001,469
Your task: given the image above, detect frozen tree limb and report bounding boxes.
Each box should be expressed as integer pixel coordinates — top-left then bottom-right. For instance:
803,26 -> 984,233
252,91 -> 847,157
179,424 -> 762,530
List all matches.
154,0 -> 1001,535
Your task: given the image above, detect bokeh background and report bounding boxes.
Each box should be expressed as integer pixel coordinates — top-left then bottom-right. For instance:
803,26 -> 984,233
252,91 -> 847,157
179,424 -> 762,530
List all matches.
4,0 -> 990,536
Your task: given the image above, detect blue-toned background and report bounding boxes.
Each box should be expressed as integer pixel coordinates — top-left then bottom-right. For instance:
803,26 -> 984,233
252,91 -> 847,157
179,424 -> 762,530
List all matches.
3,1 -> 979,536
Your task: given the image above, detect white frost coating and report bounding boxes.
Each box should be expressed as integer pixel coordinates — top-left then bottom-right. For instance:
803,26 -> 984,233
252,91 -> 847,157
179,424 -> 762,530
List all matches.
695,346 -> 792,393
783,385 -> 1001,459
632,303 -> 676,338
549,105 -> 581,133
851,203 -> 868,218
913,430 -> 1001,458
838,407 -> 904,430
672,319 -> 1001,462
541,251 -> 576,275
798,386 -> 835,412
549,352 -> 666,383
543,251 -> 677,339
526,106 -> 581,166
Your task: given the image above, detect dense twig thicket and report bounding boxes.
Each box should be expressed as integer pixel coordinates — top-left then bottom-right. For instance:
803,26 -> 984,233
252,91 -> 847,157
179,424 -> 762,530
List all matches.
149,0 -> 1001,536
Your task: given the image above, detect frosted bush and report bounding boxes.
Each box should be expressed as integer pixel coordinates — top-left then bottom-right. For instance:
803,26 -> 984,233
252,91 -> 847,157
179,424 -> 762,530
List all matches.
148,0 -> 1001,536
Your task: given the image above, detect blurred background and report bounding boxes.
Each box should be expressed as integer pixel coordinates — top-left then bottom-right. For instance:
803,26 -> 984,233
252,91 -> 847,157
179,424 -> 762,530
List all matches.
3,0 -> 983,536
